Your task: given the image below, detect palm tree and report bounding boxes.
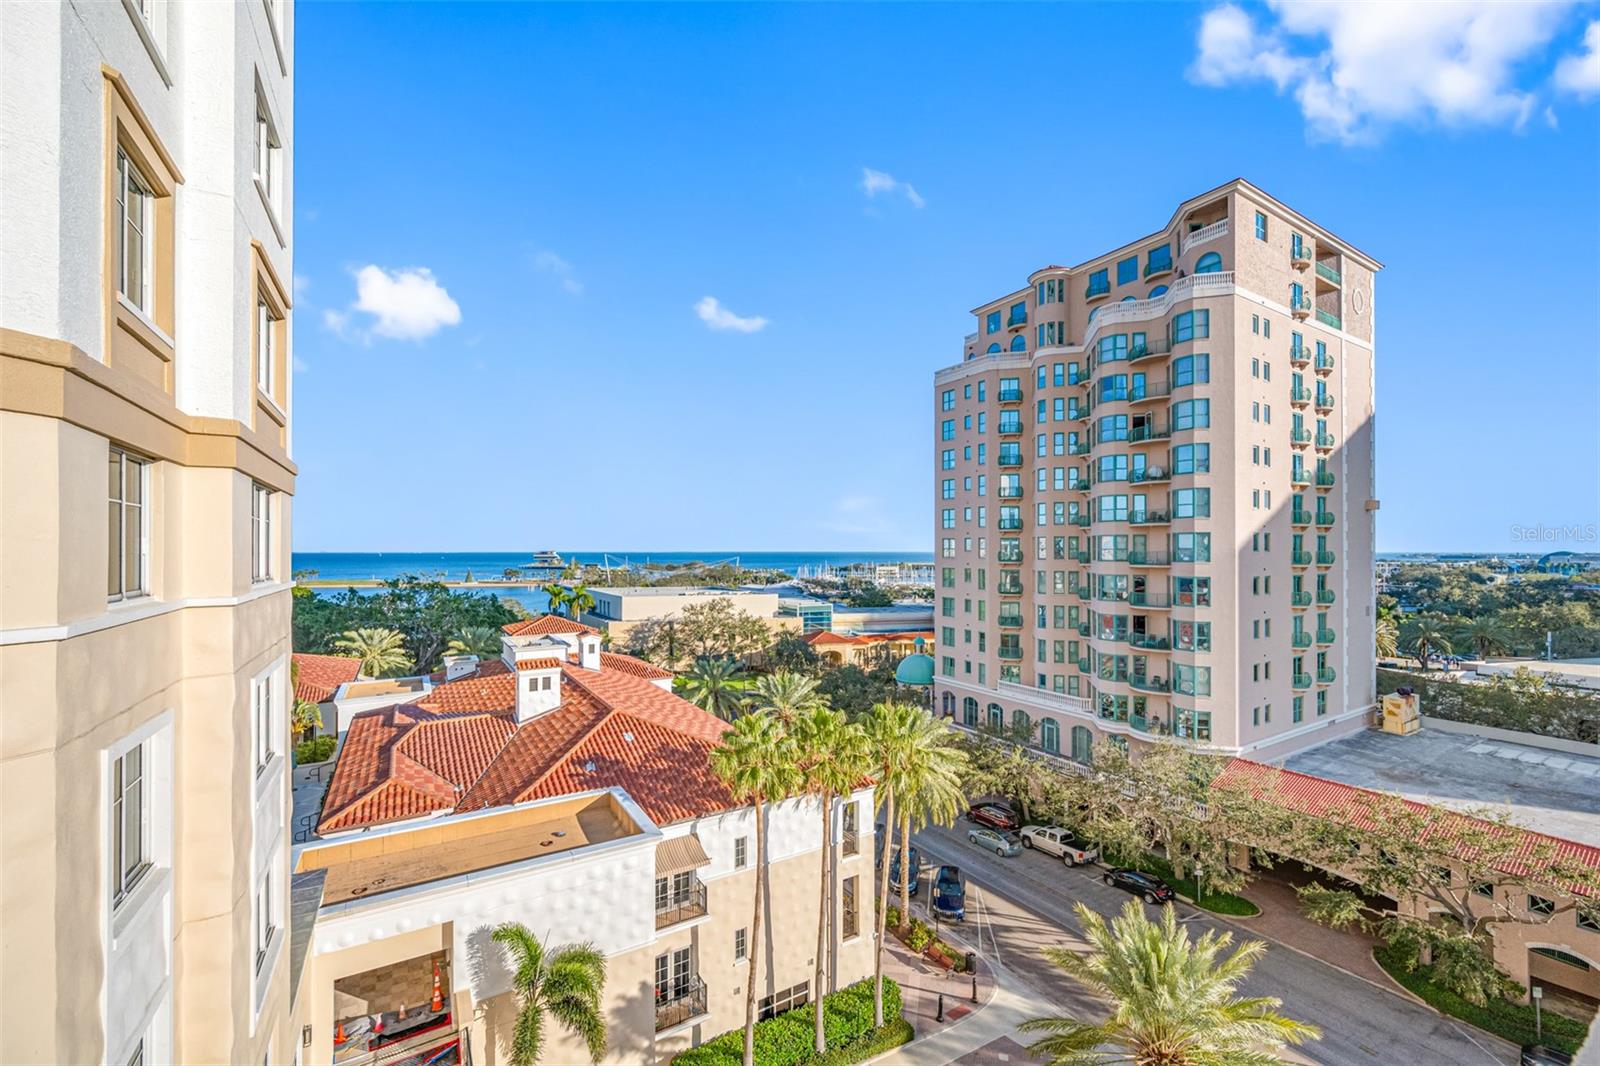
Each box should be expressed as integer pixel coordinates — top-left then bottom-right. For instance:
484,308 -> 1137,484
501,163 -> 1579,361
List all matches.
749,670 -> 825,722
710,714 -> 801,1066
1459,616 -> 1511,659
679,656 -> 751,721
490,923 -> 607,1066
862,702 -> 923,1027
332,628 -> 413,678
894,715 -> 969,922
445,625 -> 502,660
542,583 -> 571,618
291,698 -> 323,743
1021,900 -> 1320,1066
1375,613 -> 1398,659
567,584 -> 597,624
1408,619 -> 1452,670
792,704 -> 870,1056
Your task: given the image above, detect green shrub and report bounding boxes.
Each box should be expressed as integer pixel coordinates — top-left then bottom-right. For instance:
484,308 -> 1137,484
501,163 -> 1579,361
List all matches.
294,735 -> 337,765
904,920 -> 933,953
1137,854 -> 1259,916
1374,944 -> 1586,1053
672,979 -> 902,1066
809,1018 -> 914,1066
1378,667 -> 1599,743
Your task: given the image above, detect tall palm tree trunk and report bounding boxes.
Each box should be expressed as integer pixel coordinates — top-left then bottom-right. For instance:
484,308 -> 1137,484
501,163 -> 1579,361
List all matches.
898,809 -> 912,926
813,788 -> 832,1055
872,786 -> 896,1028
742,796 -> 765,1066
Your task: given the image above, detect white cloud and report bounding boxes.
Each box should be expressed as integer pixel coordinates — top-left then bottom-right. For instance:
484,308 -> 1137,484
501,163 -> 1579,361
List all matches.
1556,20 -> 1600,97
861,167 -> 925,209
325,265 -> 461,342
292,355 -> 309,373
1191,1 -> 1583,143
532,250 -> 583,295
694,296 -> 769,334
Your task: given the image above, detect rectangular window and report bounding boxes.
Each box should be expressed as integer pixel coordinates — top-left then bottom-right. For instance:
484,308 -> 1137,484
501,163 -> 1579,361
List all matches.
253,672 -> 275,775
1528,894 -> 1555,917
111,742 -> 150,906
116,150 -> 154,312
735,927 -> 748,961
1117,256 -> 1137,286
1087,268 -> 1109,296
256,296 -> 276,394
842,876 -> 859,939
1255,211 -> 1268,240
251,482 -> 273,582
1170,310 -> 1209,344
735,836 -> 748,868
759,982 -> 810,1022
254,95 -> 281,211
253,866 -> 276,974
108,448 -> 150,601
842,802 -> 859,855
986,310 -> 1001,334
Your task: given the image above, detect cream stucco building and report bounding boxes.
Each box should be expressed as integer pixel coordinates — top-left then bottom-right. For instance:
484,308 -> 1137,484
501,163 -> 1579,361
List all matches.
933,180 -> 1379,764
1,1 -> 297,1062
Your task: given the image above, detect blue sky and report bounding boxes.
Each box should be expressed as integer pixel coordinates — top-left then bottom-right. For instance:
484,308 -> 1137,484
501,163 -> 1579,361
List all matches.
290,2 -> 1600,553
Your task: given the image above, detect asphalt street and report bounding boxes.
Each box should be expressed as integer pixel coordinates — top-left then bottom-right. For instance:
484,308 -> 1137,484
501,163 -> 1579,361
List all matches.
905,822 -> 1518,1066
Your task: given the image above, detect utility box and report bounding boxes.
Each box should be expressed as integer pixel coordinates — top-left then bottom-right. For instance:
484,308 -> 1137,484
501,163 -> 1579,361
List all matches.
1381,690 -> 1422,735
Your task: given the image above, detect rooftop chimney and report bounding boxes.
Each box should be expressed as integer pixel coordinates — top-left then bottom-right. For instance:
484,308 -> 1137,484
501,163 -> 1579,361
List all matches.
578,633 -> 601,671
441,654 -> 479,682
515,660 -> 563,723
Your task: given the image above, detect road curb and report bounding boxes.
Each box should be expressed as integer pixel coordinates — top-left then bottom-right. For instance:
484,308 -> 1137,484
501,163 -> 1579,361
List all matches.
1206,906 -> 1430,1008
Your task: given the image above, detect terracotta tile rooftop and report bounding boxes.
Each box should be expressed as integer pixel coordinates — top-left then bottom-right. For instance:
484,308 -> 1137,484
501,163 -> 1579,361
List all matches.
502,615 -> 598,637
599,651 -> 673,681
292,653 -> 363,704
316,620 -> 732,836
515,657 -> 565,671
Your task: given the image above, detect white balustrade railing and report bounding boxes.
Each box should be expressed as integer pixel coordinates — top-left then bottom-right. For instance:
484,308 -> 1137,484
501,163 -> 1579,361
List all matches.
1080,270 -> 1235,350
1180,218 -> 1229,254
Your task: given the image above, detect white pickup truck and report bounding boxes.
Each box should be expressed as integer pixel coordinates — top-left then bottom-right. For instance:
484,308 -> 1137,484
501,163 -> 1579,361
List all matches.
1019,825 -> 1101,867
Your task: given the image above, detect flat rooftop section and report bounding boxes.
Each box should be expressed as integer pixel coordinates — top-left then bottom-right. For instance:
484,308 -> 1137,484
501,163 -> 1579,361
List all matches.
297,793 -> 639,905
1285,728 -> 1600,848
341,678 -> 427,699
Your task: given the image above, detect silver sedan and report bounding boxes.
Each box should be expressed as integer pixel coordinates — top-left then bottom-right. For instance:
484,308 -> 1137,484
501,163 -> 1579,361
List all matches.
967,827 -> 1023,857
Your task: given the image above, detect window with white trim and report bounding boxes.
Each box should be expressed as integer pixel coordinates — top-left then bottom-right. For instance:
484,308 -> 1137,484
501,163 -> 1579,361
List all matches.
256,296 -> 276,394
116,150 -> 154,312
251,482 -> 273,582
253,865 -> 276,974
253,671 -> 277,776
253,92 -> 281,213
112,741 -> 152,907
108,448 -> 150,601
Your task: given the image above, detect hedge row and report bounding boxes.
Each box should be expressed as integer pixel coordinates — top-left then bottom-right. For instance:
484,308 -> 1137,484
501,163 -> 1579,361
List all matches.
672,978 -> 904,1066
1374,944 -> 1587,1053
1378,668 -> 1599,742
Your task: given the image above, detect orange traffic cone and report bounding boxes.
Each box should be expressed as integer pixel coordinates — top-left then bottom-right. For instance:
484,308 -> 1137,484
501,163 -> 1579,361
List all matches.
333,1022 -> 347,1046
430,961 -> 444,1012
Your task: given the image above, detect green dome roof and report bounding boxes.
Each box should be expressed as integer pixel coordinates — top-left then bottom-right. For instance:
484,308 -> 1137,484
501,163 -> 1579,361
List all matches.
895,653 -> 935,687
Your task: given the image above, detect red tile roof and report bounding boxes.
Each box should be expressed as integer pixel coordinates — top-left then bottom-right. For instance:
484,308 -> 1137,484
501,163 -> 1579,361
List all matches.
316,657 -> 733,835
293,653 -> 363,703
805,631 -> 867,645
599,651 -> 673,681
502,615 -> 598,637
1216,759 -> 1600,885
515,658 -> 564,671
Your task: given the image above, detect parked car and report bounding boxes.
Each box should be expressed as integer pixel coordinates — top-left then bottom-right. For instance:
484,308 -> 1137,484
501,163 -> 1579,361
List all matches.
1019,825 -> 1101,867
967,827 -> 1023,857
1102,868 -> 1175,904
966,803 -> 1019,831
932,865 -> 966,920
1520,1046 -> 1573,1066
874,823 -> 921,896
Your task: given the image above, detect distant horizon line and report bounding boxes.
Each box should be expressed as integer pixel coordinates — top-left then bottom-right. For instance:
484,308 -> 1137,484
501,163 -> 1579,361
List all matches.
290,548 -> 936,555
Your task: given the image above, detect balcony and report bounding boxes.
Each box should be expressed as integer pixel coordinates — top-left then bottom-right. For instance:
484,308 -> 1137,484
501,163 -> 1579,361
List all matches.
656,878 -> 709,930
656,977 -> 710,1032
1292,508 -> 1313,526
1070,514 -> 1092,528
1291,469 -> 1311,488
998,387 -> 1024,404
1318,667 -> 1338,684
1316,511 -> 1336,528
1130,674 -> 1170,694
1144,256 -> 1174,280
998,418 -> 1024,436
1086,280 -> 1111,301
998,645 -> 1024,661
1072,586 -> 1089,601
1316,469 -> 1336,488
1127,550 -> 1169,566
1075,622 -> 1091,637
1317,628 -> 1337,645
1069,477 -> 1092,492
1072,404 -> 1093,421
1290,344 -> 1311,368
1181,218 -> 1229,254
997,613 -> 1024,629
1007,311 -> 1028,329
998,453 -> 1023,468
1131,467 -> 1171,486
1293,672 -> 1314,690
1291,294 -> 1313,319
1317,588 -> 1336,605
1315,392 -> 1335,414
998,485 -> 1024,499
1291,550 -> 1312,566
1128,509 -> 1171,526
1315,308 -> 1341,329
1129,381 -> 1173,405
1315,261 -> 1342,286
997,574 -> 1024,595
1069,440 -> 1093,457
1130,633 -> 1170,651
1291,245 -> 1312,269
1290,385 -> 1312,407
1292,631 -> 1313,648
1315,433 -> 1336,451
997,518 -> 1023,531
1314,352 -> 1335,375
1317,549 -> 1336,566
1077,656 -> 1091,672
1128,424 -> 1172,444
1128,591 -> 1170,609
1290,428 -> 1312,448
1291,590 -> 1312,607
1129,340 -> 1171,364
1072,549 -> 1091,563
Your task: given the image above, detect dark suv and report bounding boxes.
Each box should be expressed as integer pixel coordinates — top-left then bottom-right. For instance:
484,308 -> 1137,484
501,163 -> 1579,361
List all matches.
1103,868 -> 1175,904
966,803 -> 1019,831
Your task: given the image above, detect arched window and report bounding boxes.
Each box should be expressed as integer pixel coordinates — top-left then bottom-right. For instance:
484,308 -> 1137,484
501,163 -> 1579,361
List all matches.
1195,252 -> 1223,274
1040,718 -> 1060,754
1087,307 -> 1099,324
1148,285 -> 1168,299
1010,334 -> 1026,351
1012,708 -> 1030,738
987,702 -> 1004,731
1121,295 -> 1136,302
987,342 -> 1002,353
963,697 -> 979,727
941,691 -> 955,717
1071,726 -> 1093,763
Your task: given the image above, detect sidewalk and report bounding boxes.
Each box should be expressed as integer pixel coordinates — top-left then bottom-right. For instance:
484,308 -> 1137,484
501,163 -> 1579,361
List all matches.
877,923 -> 995,1040
1229,867 -> 1389,988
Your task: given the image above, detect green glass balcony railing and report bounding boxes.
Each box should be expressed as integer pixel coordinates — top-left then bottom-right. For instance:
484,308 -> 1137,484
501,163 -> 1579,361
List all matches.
1144,257 -> 1173,278
1315,352 -> 1335,373
1290,344 -> 1312,366
1007,312 -> 1027,328
1291,428 -> 1313,445
1291,591 -> 1312,607
1128,424 -> 1172,443
1128,592 -> 1171,608
1292,509 -> 1314,525
1317,589 -> 1336,605
1130,634 -> 1170,651
1070,514 -> 1092,528
1317,628 -> 1337,644
1292,632 -> 1313,648
1318,667 -> 1338,684
998,646 -> 1024,661
998,453 -> 1023,468
1291,550 -> 1312,566
1316,470 -> 1336,487
1315,308 -> 1341,329
1291,244 -> 1311,264
1128,509 -> 1171,525
1069,441 -> 1093,456
1129,381 -> 1173,404
1290,385 -> 1313,405
1291,470 -> 1311,487
1315,433 -> 1336,449
1316,511 -> 1336,527
997,485 -> 1024,499
1075,622 -> 1091,637
1129,341 -> 1170,363
1315,392 -> 1335,412
1293,672 -> 1314,689
1292,295 -> 1313,312
1074,587 -> 1090,600
997,613 -> 1024,628
1086,281 -> 1111,299
1317,550 -> 1336,565
998,418 -> 1024,435
1130,674 -> 1170,693
1077,656 -> 1091,672
1128,550 -> 1170,565
1315,262 -> 1342,285
1072,550 -> 1091,564
997,387 -> 1024,403
997,518 -> 1024,531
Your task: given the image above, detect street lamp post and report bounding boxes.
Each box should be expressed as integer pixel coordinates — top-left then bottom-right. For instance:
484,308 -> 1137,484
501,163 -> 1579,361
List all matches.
1532,984 -> 1543,1040
1195,862 -> 1205,906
